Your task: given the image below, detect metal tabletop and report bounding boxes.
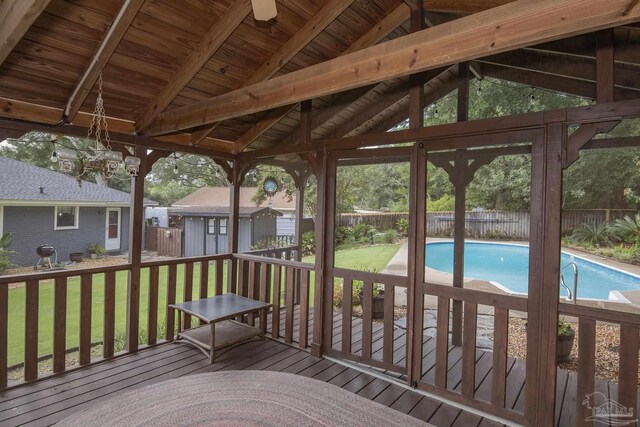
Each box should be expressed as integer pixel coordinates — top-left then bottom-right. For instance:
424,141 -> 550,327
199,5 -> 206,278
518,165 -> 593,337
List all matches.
169,293 -> 272,324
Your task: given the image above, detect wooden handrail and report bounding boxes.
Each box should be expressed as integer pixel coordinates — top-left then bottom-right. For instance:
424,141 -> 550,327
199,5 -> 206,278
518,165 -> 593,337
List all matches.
559,301 -> 640,326
332,267 -> 408,288
423,282 -> 528,312
141,253 -> 232,267
233,253 -> 313,270
0,263 -> 131,285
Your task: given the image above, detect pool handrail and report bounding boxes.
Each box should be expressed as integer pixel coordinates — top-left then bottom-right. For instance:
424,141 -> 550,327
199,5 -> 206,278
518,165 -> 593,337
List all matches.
560,262 -> 579,304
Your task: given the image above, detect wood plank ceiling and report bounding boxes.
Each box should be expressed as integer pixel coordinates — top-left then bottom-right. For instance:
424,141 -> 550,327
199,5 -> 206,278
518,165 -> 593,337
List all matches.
0,0 -> 639,155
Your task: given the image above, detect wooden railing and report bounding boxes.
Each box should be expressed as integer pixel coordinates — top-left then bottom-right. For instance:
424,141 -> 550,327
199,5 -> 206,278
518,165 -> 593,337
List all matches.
559,302 -> 640,426
243,245 -> 299,260
0,253 -> 231,389
232,253 -> 314,350
417,283 -> 529,426
325,267 -> 408,374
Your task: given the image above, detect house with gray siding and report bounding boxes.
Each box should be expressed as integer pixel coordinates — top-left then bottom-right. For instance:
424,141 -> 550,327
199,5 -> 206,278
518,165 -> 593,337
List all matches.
0,157 -> 156,267
169,187 -> 285,256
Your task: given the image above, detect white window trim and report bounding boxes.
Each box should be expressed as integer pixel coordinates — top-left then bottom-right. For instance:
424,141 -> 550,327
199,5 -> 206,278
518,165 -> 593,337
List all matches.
54,206 -> 79,230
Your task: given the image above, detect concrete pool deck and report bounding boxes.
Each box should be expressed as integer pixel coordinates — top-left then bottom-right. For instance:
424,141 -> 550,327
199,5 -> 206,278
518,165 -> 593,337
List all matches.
381,238 -> 640,316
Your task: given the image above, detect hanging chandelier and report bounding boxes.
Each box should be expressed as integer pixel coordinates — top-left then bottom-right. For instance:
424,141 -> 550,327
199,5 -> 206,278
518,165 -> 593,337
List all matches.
55,72 -> 140,180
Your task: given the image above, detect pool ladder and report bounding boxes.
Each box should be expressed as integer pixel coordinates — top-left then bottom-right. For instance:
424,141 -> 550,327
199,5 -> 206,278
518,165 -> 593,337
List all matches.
560,262 -> 578,304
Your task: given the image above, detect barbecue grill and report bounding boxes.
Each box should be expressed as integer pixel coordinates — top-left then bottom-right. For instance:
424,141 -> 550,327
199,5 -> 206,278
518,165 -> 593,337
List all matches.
35,244 -> 57,270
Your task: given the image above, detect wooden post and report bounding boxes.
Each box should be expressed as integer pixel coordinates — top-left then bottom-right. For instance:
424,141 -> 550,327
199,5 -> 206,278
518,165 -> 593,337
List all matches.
596,29 -> 614,104
227,162 -> 241,292
451,62 -> 469,346
311,151 -> 333,357
294,173 -> 306,261
525,125 -> 562,426
406,0 -> 426,387
125,146 -> 147,353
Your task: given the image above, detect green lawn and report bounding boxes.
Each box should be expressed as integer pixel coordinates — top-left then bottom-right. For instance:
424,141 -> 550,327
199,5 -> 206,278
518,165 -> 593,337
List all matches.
7,243 -> 399,367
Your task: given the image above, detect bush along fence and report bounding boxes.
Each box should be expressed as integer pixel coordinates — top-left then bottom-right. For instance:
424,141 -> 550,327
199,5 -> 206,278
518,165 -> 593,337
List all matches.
336,209 -> 637,240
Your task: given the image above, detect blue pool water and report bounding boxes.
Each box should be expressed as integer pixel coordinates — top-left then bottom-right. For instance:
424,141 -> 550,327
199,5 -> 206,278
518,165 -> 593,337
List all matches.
425,241 -> 640,300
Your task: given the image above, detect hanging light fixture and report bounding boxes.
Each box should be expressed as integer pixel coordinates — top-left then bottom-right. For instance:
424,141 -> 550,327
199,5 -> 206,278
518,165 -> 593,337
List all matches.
56,72 -> 140,180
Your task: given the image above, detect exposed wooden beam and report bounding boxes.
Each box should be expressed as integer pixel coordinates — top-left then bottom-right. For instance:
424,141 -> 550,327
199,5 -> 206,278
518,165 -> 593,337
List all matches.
231,2 -> 410,151
423,0 -> 515,14
0,118 -> 234,159
64,0 -> 145,121
146,0 -> 640,136
0,0 -> 52,66
190,0 -> 355,147
135,0 -> 252,132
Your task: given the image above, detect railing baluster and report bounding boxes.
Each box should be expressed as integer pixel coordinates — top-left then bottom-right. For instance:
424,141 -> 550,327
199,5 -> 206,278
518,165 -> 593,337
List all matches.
215,259 -> 224,295
298,270 -> 310,349
576,317 -> 596,424
183,262 -> 194,329
383,284 -> 395,364
259,263 -> 270,334
285,267 -> 295,344
165,264 -> 177,341
492,307 -> 509,406
0,283 -> 7,388
247,261 -> 256,326
435,296 -> 450,388
362,281 -> 373,360
462,302 -> 478,397
103,271 -> 116,358
53,277 -> 67,373
199,261 -> 209,326
79,274 -> 92,366
24,280 -> 39,381
618,324 -> 639,414
148,266 -> 159,345
342,277 -> 352,354
272,265 -> 282,339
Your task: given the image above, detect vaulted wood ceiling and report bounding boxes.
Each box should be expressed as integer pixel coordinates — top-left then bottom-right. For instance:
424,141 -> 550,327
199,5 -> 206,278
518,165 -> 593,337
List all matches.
1,0 -> 640,156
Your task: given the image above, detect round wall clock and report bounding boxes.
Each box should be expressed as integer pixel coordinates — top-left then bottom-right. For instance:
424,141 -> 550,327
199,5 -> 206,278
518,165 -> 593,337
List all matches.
263,176 -> 279,197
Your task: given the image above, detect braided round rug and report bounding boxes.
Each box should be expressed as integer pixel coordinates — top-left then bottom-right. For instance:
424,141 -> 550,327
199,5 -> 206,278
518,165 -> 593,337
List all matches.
57,370 -> 430,426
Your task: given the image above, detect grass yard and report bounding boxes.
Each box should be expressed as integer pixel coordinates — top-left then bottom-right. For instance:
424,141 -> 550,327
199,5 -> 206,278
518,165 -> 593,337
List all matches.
7,243 -> 399,367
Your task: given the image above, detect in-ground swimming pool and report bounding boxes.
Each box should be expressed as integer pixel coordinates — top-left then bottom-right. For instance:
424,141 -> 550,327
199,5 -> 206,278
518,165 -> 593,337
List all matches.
425,241 -> 640,300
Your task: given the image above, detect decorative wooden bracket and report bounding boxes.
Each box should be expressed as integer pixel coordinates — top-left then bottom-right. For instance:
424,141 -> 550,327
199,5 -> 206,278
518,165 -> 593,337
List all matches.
211,158 -> 234,184
563,120 -> 620,168
429,149 -> 500,187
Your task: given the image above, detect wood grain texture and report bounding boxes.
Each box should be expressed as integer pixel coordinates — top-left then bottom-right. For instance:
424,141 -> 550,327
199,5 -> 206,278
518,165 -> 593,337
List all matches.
24,280 -> 39,381
135,0 -> 251,131
146,0 -> 640,135
79,274 -> 92,366
0,285 -> 7,388
53,277 -> 67,373
0,0 -> 52,66
103,271 -> 116,358
64,0 -> 145,120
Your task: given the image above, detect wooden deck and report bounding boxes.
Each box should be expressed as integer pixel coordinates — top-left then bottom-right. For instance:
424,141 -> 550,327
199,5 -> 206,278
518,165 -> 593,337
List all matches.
0,307 -> 629,426
0,338 -> 505,427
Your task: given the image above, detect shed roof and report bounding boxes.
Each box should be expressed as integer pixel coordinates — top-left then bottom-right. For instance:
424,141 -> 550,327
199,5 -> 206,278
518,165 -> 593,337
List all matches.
172,187 -> 295,210
0,156 -> 157,206
168,206 -> 282,218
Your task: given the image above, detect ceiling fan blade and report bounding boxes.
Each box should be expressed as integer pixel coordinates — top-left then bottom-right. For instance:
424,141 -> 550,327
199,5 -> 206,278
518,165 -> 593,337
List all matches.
251,0 -> 277,21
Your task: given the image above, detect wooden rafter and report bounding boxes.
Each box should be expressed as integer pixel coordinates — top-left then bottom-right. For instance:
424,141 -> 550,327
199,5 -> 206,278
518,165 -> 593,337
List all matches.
64,0 -> 145,121
189,0 -> 356,147
230,2 -> 410,151
0,0 -> 52,67
146,0 -> 640,137
135,0 -> 252,132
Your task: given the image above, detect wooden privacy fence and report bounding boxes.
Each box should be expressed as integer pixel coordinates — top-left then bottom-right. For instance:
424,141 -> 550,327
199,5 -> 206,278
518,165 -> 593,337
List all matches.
145,225 -> 159,251
337,209 -> 637,238
156,227 -> 183,257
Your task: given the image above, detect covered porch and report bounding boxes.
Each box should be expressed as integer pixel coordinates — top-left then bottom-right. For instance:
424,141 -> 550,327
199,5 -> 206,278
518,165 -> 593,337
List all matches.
1,0 -> 640,426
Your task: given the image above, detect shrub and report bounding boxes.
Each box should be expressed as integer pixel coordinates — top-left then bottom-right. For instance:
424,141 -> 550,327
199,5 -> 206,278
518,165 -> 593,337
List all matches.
335,226 -> 355,245
395,217 -> 409,237
428,194 -> 455,212
0,233 -> 14,273
610,214 -> 640,245
353,223 -> 377,243
373,229 -> 399,244
571,222 -> 611,246
302,231 -> 315,255
87,243 -> 106,256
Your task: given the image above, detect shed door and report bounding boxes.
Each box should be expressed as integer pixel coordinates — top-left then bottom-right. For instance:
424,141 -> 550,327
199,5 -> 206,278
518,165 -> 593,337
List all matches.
184,217 -> 205,257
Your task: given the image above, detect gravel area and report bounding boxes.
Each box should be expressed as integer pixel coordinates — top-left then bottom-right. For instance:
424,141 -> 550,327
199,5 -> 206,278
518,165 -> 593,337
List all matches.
506,318 -> 636,384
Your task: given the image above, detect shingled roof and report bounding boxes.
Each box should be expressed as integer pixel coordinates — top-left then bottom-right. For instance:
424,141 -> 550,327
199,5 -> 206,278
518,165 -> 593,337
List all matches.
172,187 -> 295,211
0,156 -> 156,206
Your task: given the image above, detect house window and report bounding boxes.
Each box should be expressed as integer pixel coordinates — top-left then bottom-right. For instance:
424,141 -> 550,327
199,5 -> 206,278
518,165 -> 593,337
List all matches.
207,218 -> 216,235
55,206 -> 79,230
219,218 -> 228,235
